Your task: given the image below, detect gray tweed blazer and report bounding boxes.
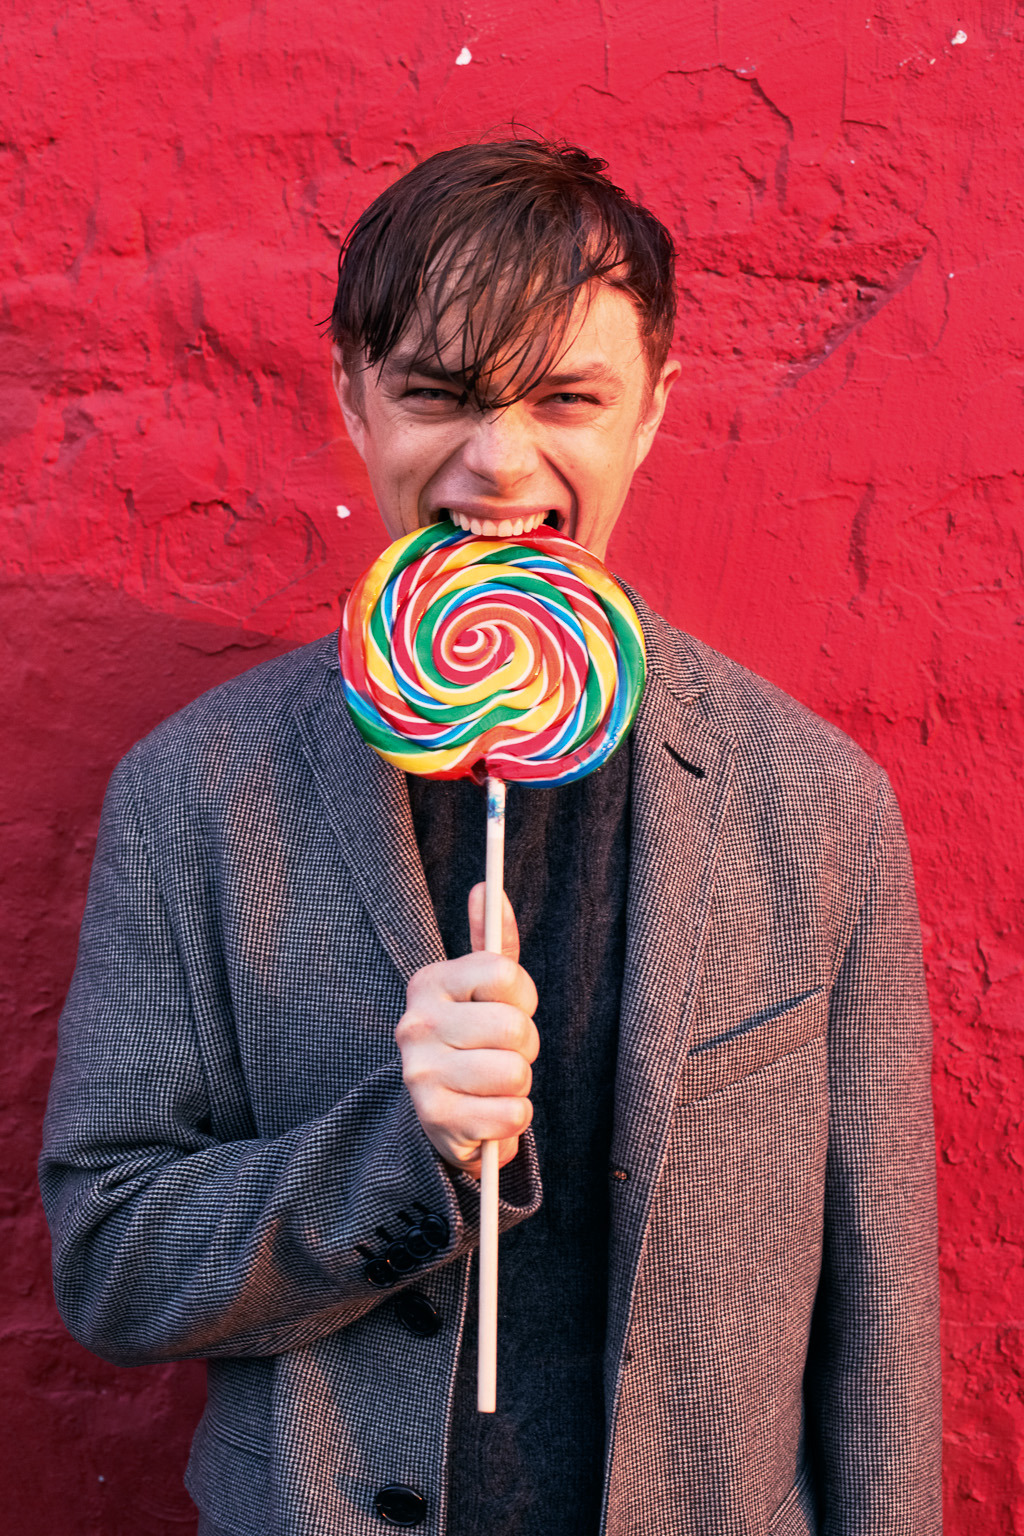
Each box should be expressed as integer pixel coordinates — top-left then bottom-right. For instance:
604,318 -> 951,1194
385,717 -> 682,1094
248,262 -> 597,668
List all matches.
40,595 -> 941,1536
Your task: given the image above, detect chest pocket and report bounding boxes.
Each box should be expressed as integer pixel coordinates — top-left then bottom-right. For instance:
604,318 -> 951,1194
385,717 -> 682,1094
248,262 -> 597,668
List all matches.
677,987 -> 828,1103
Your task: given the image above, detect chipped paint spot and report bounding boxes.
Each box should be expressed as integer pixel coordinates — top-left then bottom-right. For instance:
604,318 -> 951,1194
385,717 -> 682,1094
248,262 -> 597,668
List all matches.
951,29 -> 967,45
455,45 -> 472,65
336,505 -> 351,519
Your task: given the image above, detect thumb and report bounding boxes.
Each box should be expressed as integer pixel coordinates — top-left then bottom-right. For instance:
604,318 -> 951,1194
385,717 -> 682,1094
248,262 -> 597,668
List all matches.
467,883 -> 520,961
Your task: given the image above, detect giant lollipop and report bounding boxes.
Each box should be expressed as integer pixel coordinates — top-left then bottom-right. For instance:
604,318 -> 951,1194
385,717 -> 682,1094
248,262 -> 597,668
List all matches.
340,518 -> 646,1410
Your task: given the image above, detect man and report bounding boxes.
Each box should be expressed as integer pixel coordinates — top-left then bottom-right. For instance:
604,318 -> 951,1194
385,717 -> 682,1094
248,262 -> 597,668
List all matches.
40,141 -> 941,1535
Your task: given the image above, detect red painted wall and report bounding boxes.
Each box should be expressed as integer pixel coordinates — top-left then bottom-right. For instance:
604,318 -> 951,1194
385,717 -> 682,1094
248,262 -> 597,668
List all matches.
3,1 -> 1021,1529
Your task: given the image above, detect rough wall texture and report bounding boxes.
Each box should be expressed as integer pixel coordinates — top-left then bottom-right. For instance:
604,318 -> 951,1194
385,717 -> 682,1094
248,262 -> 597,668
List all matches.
2,0 -> 1021,1530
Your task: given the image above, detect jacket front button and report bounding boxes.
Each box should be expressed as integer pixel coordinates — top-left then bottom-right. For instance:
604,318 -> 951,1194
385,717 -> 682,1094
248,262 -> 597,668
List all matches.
394,1288 -> 442,1337
374,1484 -> 427,1526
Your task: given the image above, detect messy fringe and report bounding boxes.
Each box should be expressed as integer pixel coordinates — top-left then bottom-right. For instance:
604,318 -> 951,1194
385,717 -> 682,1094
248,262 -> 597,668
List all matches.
328,139 -> 676,408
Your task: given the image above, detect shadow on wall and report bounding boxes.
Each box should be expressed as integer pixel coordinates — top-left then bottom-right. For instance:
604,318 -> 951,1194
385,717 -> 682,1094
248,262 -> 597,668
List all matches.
2,578 -> 293,1534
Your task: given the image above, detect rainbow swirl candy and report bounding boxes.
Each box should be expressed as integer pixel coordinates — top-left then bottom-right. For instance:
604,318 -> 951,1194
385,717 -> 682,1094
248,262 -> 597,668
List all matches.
339,521 -> 646,786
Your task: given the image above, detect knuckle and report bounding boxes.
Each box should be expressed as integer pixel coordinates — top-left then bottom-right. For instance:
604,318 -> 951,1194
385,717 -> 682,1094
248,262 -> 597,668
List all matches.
499,1055 -> 530,1096
400,1055 -> 428,1093
406,961 -> 445,1004
508,1011 -> 534,1057
490,1099 -> 530,1140
487,953 -> 516,994
415,1084 -> 446,1131
494,1010 -> 520,1051
404,970 -> 428,1007
395,1007 -> 428,1048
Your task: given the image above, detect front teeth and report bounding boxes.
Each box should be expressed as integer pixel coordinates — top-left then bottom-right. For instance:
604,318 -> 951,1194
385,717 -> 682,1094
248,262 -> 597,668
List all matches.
450,510 -> 552,537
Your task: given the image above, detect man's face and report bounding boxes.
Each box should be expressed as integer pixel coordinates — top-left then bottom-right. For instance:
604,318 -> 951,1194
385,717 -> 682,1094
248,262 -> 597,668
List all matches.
332,283 -> 679,561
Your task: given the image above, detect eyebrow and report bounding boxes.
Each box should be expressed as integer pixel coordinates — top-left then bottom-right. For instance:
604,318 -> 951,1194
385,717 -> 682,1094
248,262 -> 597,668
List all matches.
381,352 -> 622,391
536,364 -> 622,389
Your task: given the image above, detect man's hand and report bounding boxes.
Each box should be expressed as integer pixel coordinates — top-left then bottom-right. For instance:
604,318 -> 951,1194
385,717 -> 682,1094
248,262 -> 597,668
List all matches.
396,883 -> 539,1179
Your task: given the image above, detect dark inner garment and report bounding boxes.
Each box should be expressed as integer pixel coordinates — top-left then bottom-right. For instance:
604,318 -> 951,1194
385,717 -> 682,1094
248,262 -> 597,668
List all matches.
408,742 -> 630,1536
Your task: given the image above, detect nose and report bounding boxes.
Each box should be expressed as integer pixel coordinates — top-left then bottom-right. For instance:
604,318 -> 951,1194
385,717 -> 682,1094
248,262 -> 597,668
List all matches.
460,406 -> 537,491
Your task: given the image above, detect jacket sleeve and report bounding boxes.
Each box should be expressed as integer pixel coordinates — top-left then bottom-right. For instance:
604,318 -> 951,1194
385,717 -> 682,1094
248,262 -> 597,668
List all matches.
806,775 -> 942,1534
39,754 -> 541,1368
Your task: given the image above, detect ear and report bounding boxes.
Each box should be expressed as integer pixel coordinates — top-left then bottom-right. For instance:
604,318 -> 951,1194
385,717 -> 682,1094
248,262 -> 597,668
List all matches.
632,355 -> 681,472
331,344 -> 369,461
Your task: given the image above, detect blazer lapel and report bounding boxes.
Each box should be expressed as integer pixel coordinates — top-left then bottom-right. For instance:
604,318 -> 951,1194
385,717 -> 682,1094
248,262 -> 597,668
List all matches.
605,605 -> 737,1372
292,648 -> 446,983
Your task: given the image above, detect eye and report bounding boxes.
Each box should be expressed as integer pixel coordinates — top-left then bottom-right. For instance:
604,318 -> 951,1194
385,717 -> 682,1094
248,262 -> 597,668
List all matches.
541,391 -> 600,410
402,386 -> 468,412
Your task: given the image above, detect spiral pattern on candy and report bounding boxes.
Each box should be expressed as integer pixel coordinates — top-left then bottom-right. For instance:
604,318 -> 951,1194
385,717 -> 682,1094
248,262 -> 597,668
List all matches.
339,521 -> 646,786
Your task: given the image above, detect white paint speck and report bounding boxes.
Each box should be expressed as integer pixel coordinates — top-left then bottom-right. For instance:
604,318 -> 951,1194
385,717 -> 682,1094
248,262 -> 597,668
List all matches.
336,505 -> 351,519
455,46 -> 472,65
948,272 -> 955,279
951,29 -> 967,45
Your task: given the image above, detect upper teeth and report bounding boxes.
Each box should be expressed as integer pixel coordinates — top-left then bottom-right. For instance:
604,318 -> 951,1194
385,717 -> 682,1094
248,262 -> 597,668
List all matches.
450,510 -> 552,537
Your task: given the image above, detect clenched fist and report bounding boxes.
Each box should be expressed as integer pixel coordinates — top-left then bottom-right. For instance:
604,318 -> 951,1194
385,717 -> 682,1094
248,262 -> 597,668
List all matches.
396,883 -> 539,1179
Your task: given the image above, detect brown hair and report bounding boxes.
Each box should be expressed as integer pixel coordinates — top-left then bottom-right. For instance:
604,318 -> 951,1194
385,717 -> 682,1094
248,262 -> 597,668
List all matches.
329,138 -> 676,408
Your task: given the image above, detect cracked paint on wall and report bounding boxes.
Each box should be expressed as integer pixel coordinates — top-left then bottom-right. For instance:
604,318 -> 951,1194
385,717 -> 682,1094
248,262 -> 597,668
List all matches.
2,1 -> 1022,1530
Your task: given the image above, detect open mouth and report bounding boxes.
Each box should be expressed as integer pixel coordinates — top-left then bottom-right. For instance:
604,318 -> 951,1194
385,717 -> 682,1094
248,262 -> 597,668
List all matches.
436,509 -> 565,537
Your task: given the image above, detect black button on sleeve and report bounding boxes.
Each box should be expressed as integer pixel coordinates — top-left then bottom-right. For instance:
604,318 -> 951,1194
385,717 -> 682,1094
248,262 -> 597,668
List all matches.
394,1289 -> 442,1338
403,1224 -> 433,1260
384,1240 -> 416,1274
374,1484 -> 427,1526
419,1214 -> 449,1250
364,1257 -> 396,1288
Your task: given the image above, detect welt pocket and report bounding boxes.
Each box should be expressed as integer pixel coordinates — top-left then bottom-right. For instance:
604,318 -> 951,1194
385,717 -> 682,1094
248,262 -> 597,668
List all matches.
676,987 -> 828,1104
203,1413 -> 270,1456
185,1408 -> 272,1536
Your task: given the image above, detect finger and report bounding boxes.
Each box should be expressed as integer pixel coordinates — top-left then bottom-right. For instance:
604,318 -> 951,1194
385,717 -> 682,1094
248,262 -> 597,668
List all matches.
408,951 -> 538,1016
398,1006 -> 539,1075
468,883 -> 519,961
405,1001 -> 539,1060
425,1091 -> 534,1162
433,1047 -> 533,1099
458,1136 -> 524,1180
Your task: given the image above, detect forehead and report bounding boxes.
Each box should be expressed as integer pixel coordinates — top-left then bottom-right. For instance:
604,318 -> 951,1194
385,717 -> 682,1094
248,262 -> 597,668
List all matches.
380,282 -> 648,396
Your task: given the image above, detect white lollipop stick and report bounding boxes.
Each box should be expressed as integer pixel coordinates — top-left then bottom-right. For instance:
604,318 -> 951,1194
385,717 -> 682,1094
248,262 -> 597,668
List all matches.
477,775 -> 506,1413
